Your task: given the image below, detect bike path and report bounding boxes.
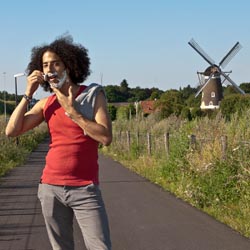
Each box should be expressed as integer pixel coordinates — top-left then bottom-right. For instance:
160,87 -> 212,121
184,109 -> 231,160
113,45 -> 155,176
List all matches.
0,138 -> 250,250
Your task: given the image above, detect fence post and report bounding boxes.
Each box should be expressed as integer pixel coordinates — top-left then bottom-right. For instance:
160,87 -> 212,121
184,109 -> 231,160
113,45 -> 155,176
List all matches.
190,134 -> 196,150
136,130 -> 140,146
164,132 -> 170,157
126,130 -> 130,151
221,135 -> 227,160
147,132 -> 151,155
118,130 -> 122,143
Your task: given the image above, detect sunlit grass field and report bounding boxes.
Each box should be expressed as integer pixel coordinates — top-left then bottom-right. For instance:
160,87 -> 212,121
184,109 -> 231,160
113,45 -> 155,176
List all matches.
1,109 -> 250,238
102,111 -> 250,238
0,115 -> 48,177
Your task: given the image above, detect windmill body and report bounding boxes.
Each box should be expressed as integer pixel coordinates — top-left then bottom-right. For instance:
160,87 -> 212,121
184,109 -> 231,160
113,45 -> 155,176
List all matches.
201,76 -> 223,109
188,39 -> 245,110
200,66 -> 223,109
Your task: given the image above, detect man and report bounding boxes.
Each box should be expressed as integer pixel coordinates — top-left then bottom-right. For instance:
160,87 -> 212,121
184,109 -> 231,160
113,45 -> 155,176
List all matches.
6,35 -> 112,250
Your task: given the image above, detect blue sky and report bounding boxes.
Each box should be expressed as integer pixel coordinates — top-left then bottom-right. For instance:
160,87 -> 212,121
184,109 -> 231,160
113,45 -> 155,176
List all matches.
0,0 -> 250,99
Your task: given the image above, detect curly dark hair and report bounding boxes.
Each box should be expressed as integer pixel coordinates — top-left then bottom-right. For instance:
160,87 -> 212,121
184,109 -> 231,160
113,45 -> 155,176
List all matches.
26,35 -> 91,92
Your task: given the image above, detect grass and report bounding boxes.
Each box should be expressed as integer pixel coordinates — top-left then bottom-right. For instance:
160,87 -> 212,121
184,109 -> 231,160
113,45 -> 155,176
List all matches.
101,111 -> 250,238
0,116 -> 48,177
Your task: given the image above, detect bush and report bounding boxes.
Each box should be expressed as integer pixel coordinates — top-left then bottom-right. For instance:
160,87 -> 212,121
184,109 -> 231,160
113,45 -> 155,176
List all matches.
0,121 -> 48,177
107,104 -> 117,121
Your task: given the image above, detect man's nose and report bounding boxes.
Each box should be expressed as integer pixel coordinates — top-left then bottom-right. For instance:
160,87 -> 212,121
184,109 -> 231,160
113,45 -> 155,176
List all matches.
48,63 -> 55,72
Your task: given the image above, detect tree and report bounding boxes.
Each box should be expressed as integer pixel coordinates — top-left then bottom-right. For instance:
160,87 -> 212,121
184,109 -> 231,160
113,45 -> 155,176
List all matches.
149,88 -> 164,100
128,86 -> 150,102
220,94 -> 250,120
181,107 -> 192,121
239,82 -> 250,94
120,79 -> 129,93
155,89 -> 184,118
179,84 -> 197,99
104,85 -> 127,102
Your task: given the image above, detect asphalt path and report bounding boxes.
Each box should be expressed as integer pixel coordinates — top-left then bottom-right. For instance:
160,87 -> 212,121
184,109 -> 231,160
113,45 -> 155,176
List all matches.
0,138 -> 250,250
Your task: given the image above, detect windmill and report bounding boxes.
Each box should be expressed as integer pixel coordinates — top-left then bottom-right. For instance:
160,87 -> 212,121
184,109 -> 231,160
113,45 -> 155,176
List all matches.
188,38 -> 245,109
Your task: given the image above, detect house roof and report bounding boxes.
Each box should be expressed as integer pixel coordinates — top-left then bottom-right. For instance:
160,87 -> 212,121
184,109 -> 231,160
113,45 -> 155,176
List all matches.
140,100 -> 155,114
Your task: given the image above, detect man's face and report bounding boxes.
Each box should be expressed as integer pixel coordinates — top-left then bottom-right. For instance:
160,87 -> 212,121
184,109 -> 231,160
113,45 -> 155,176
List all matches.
42,51 -> 67,88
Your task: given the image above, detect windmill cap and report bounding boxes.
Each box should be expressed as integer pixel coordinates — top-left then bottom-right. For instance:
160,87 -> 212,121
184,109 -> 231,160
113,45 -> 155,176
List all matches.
204,65 -> 220,76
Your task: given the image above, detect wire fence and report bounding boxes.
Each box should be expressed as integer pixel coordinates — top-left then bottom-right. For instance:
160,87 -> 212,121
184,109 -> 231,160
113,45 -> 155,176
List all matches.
111,130 -> 250,160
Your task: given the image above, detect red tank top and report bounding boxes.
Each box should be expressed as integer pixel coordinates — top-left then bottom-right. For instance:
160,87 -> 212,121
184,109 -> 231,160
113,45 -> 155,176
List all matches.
41,86 -> 99,186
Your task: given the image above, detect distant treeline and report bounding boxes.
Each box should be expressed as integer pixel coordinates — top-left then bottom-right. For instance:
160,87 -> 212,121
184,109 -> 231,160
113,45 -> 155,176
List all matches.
104,79 -> 250,103
0,91 -> 37,115
1,79 -> 250,120
104,79 -> 250,121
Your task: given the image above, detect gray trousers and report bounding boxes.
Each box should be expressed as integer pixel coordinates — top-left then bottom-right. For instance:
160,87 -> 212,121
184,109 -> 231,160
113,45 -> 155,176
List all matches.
38,183 -> 112,250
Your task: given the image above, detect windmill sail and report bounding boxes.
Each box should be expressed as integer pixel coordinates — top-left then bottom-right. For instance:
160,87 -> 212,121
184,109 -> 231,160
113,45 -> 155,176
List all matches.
188,39 -> 215,66
220,71 -> 245,94
219,42 -> 242,69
